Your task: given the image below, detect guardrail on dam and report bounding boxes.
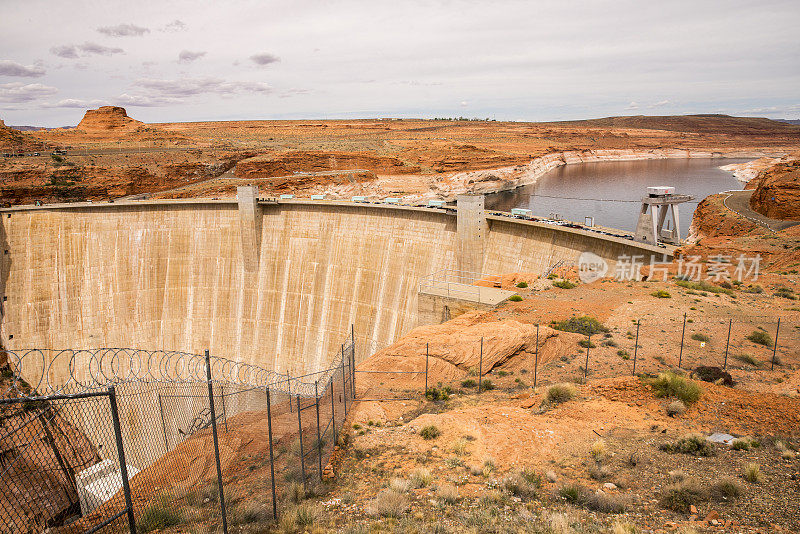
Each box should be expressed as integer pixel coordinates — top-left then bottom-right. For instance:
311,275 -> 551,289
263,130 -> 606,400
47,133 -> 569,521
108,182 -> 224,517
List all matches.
0,191 -> 671,381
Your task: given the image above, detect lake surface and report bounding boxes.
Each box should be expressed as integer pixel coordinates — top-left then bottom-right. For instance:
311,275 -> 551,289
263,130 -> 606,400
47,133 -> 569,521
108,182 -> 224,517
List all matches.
484,158 -> 750,235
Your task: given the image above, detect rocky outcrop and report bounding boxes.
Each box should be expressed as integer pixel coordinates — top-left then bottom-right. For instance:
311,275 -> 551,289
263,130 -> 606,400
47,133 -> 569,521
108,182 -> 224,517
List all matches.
76,106 -> 143,133
749,157 -> 800,220
235,150 -> 419,179
719,157 -> 781,185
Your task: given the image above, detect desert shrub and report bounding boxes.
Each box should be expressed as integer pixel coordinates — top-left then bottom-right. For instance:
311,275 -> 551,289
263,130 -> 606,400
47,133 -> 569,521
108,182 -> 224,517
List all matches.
589,464 -> 612,480
420,425 -> 441,440
389,477 -> 411,493
675,279 -> 733,295
660,433 -> 715,456
612,521 -> 639,534
508,295 -> 523,302
461,378 -> 476,388
231,501 -> 271,525
746,330 -> 773,347
693,366 -> 735,386
617,349 -> 630,360
743,284 -> 763,293
731,437 -> 759,451
558,484 -> 625,513
666,400 -> 686,417
352,423 -> 362,430
602,339 -> 618,347
425,386 -> 451,401
652,290 -> 671,298
409,468 -> 432,488
578,339 -> 596,348
691,332 -> 710,343
711,477 -> 742,499
436,483 -> 460,503
733,353 -> 759,367
660,478 -> 707,512
550,316 -> 608,336
590,440 -> 608,462
451,437 -> 469,456
366,488 -> 409,517
287,481 -> 306,503
743,463 -> 762,483
516,281 -> 528,288
503,473 -> 538,499
649,371 -> 702,405
137,499 -> 184,532
480,379 -> 494,390
774,286 -> 798,300
546,383 -> 577,404
444,456 -> 463,468
553,280 -> 577,289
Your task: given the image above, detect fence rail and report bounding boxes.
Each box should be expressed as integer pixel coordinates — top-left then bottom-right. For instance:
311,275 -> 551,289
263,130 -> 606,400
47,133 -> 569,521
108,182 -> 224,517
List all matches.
0,329 -> 356,533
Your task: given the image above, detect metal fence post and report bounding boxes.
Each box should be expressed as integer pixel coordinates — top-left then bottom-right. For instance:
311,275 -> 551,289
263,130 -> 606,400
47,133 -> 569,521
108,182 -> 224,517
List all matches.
533,324 -> 539,391
632,320 -> 640,376
341,345 -> 347,417
678,313 -> 686,369
314,381 -> 323,481
108,386 -> 137,534
584,334 -> 591,379
425,343 -> 429,395
265,388 -> 278,521
205,351 -> 228,534
288,373 -> 293,412
723,319 -> 732,369
330,380 -> 337,448
296,395 -> 306,489
478,337 -> 483,393
771,318 -> 781,371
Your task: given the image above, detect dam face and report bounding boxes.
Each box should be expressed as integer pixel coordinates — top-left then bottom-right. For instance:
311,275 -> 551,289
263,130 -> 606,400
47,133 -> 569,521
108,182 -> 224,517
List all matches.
0,198 -> 669,383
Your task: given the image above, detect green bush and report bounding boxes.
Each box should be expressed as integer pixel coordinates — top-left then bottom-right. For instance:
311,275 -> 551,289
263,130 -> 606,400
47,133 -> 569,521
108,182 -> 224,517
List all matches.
733,353 -> 759,367
138,499 -> 184,532
675,279 -> 733,295
746,330 -> 773,347
617,349 -> 630,360
661,479 -> 707,512
420,425 -> 441,440
550,316 -> 609,336
425,386 -> 451,401
508,295 -> 523,302
553,280 -> 577,289
650,371 -> 702,405
660,433 -> 715,457
546,383 -> 577,404
774,287 -> 798,300
691,333 -> 710,343
480,379 -> 494,391
651,290 -> 671,298
516,281 -> 528,288
461,379 -> 476,388
578,339 -> 596,348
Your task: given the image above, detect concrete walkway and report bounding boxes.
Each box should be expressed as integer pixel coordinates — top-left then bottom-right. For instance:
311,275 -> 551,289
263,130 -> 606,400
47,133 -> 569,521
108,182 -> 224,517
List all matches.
722,190 -> 800,232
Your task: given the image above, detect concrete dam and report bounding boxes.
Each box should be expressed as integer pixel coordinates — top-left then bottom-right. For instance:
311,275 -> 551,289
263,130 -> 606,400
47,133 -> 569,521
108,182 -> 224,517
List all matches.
0,191 -> 669,384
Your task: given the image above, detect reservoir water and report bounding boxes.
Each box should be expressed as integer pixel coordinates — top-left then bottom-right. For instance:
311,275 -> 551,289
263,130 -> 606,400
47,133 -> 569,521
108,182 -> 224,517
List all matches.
484,158 -> 750,235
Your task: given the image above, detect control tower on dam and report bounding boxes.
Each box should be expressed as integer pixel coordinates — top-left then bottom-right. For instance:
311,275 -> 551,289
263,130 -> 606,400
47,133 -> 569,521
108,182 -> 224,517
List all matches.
0,190 -> 670,384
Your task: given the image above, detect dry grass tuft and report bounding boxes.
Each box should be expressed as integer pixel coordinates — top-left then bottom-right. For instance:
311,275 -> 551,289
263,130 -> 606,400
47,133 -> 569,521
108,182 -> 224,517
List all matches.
666,400 -> 686,417
436,483 -> 459,503
365,489 -> 409,517
409,468 -> 432,488
743,463 -> 762,483
590,439 -> 608,462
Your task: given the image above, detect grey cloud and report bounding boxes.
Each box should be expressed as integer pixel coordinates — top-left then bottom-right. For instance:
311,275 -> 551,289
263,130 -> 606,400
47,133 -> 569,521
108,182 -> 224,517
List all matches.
97,23 -> 150,37
160,20 -> 187,32
50,43 -> 124,58
114,93 -> 175,107
249,53 -> 280,66
0,60 -> 46,77
178,50 -> 207,63
0,82 -> 58,103
134,77 -> 271,98
42,98 -> 106,108
79,42 -> 124,56
50,45 -> 79,59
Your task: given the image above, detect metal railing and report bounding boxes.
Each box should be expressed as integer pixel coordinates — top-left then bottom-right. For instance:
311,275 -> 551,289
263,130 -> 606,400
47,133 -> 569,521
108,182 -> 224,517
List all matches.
418,268 -> 504,303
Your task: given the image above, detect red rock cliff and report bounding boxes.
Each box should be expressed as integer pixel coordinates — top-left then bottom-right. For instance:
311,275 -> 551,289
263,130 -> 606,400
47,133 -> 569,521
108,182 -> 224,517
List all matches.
76,106 -> 143,132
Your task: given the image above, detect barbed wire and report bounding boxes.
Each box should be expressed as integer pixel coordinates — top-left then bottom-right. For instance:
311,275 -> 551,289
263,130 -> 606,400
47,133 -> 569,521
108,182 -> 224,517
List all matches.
0,340 -> 354,400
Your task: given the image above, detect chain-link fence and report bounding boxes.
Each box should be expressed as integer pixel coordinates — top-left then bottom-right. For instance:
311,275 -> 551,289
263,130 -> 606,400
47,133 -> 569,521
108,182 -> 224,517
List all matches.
355,314 -> 798,402
0,330 -> 356,533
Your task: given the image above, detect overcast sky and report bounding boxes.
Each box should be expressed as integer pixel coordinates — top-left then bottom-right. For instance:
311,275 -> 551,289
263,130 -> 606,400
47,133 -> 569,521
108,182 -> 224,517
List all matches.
1,0 -> 798,127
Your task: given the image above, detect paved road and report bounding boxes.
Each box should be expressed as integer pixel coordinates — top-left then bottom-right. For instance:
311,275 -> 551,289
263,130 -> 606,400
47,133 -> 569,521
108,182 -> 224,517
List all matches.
723,190 -> 799,232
